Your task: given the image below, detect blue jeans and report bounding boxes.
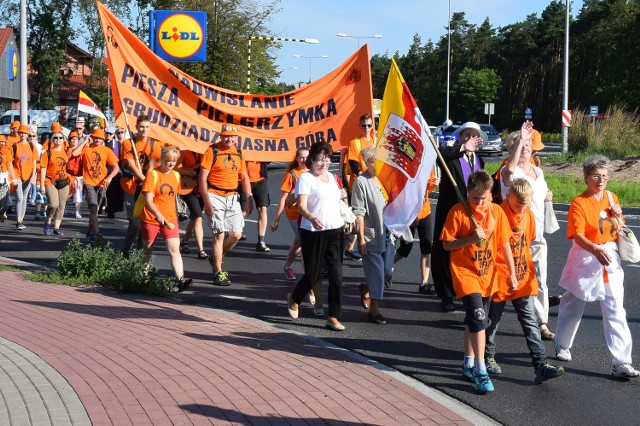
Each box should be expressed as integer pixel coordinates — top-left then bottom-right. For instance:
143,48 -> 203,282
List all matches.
485,296 -> 547,369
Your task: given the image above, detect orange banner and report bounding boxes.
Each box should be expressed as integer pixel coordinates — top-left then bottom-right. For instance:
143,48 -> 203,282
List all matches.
96,1 -> 373,160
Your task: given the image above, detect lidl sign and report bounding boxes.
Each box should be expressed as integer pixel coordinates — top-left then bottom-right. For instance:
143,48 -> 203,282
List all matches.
151,11 -> 206,62
8,49 -> 18,80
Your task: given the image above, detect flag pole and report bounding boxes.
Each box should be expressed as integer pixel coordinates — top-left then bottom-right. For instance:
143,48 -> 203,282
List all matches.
119,100 -> 142,172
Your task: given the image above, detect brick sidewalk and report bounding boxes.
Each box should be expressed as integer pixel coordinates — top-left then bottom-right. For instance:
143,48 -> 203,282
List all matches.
0,271 -> 491,425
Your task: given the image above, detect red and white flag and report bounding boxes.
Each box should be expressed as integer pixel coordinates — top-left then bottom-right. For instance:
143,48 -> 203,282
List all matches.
375,59 -> 437,235
78,90 -> 106,127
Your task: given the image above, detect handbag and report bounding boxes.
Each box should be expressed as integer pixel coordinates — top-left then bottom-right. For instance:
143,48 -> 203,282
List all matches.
54,177 -> 70,189
606,191 -> 640,263
339,200 -> 356,224
544,200 -> 560,234
0,182 -> 9,213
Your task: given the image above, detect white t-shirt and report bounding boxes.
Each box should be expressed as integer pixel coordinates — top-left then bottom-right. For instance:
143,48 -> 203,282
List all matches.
295,171 -> 345,231
500,164 -> 548,241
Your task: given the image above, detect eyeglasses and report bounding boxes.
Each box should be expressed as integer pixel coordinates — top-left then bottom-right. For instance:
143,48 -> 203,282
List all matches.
590,174 -> 609,181
52,136 -> 63,140
314,159 -> 331,165
221,125 -> 237,132
28,135 -> 38,138
361,124 -> 373,129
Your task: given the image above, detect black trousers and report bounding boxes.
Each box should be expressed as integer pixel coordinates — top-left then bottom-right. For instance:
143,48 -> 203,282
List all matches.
105,174 -> 124,214
293,227 -> 344,318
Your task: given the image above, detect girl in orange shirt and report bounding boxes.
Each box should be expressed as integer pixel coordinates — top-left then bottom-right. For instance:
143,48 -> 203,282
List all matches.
140,147 -> 192,292
40,131 -> 70,236
11,124 -> 37,230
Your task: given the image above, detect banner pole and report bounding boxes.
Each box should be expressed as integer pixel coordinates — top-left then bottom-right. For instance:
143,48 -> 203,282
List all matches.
119,100 -> 142,172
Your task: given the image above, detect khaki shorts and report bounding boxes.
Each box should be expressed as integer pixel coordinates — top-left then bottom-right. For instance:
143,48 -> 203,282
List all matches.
207,192 -> 244,234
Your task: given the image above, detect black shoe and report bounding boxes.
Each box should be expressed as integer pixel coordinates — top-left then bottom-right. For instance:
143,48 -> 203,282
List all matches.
256,241 -> 271,252
419,283 -> 436,295
175,277 -> 193,292
535,363 -> 564,384
344,250 -> 362,261
549,294 -> 563,307
441,298 -> 455,312
239,234 -> 247,241
107,213 -> 116,219
384,276 -> 392,289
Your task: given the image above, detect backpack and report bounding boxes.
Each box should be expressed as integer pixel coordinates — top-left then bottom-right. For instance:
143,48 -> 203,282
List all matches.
210,142 -> 242,166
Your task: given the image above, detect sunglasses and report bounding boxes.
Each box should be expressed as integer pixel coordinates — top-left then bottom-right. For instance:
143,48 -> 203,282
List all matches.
28,135 -> 38,138
221,125 -> 237,132
52,136 -> 64,140
361,124 -> 373,129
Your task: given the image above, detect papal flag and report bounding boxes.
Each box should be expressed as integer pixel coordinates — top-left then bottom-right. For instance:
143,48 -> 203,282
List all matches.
375,59 -> 437,236
78,90 -> 107,127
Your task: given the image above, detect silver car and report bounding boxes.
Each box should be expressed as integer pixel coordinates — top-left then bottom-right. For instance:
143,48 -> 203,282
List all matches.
478,124 -> 503,155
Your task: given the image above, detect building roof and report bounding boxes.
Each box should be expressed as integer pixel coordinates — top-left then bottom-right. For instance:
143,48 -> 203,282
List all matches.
0,28 -> 15,56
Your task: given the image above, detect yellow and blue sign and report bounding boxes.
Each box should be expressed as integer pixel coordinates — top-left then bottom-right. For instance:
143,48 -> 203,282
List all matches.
151,11 -> 206,62
8,49 -> 18,80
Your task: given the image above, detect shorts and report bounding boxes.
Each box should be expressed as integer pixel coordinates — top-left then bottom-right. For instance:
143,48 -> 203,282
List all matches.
85,185 -> 106,208
240,179 -> 270,209
461,293 -> 492,333
207,192 -> 244,234
182,192 -> 204,220
141,220 -> 180,243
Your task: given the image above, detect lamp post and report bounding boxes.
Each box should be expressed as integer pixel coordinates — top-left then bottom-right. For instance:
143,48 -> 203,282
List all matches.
293,55 -> 328,83
446,0 -> 451,121
278,67 -> 298,93
246,36 -> 318,93
561,0 -> 570,153
336,33 -> 382,48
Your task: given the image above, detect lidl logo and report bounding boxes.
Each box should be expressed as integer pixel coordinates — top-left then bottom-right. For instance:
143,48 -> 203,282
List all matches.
153,11 -> 207,62
8,49 -> 18,80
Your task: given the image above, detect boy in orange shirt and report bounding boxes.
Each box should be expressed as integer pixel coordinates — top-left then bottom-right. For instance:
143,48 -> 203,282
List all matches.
71,128 -> 120,242
484,178 -> 564,384
441,170 -> 516,393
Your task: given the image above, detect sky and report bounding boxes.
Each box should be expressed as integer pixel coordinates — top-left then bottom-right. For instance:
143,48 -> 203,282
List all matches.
263,0 -> 583,85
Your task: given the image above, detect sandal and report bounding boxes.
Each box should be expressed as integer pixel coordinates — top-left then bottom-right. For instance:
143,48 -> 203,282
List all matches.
358,282 -> 370,309
197,250 -> 209,260
180,242 -> 190,254
540,325 -> 555,341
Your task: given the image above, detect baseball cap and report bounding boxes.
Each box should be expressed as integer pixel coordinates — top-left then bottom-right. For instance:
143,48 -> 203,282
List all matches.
10,120 -> 20,129
18,124 -> 30,135
531,129 -> 545,151
50,122 -> 63,133
68,131 -> 79,139
76,117 -> 86,123
220,124 -> 238,136
90,128 -> 106,140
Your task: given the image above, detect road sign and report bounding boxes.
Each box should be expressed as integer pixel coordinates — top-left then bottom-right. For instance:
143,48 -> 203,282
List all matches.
590,106 -> 599,117
525,107 -> 533,119
484,103 -> 495,115
562,110 -> 572,127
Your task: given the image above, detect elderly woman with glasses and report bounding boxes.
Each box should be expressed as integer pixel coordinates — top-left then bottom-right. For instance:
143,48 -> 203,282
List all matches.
500,121 -> 555,341
553,155 -> 639,379
40,132 -> 70,236
287,142 -> 347,331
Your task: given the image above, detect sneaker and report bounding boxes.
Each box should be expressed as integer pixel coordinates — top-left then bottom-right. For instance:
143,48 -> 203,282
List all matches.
344,249 -> 362,261
475,372 -> 495,392
554,342 -> 572,362
35,211 -> 42,220
535,363 -> 564,384
256,241 -> 271,252
461,365 -> 476,382
43,222 -> 52,236
485,357 -> 502,374
419,282 -> 436,295
83,233 -> 96,244
16,222 -> 26,230
384,275 -> 392,289
283,264 -> 297,281
175,277 -> 193,293
612,363 -> 640,378
0,212 -> 6,222
213,271 -> 231,286
441,297 -> 456,312
75,212 -> 82,219
52,229 -> 64,236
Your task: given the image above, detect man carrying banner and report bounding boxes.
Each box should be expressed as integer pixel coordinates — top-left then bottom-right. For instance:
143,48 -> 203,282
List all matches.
431,122 -> 486,312
199,124 -> 253,286
120,115 -> 162,255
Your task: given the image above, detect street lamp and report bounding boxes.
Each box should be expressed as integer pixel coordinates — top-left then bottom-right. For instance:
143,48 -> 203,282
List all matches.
246,36 -> 319,93
336,33 -> 382,48
446,0 -> 451,121
293,55 -> 328,83
278,67 -> 298,93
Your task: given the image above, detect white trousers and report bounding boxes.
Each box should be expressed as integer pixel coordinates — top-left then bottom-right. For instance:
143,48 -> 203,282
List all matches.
531,238 -> 549,325
555,291 -> 633,365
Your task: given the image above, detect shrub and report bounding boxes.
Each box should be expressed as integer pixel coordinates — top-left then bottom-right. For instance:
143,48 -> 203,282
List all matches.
569,105 -> 640,156
56,238 -> 173,296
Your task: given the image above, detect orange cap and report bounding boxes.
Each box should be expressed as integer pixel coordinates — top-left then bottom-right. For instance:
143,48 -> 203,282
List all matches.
18,124 -> 30,134
90,128 -> 106,140
68,131 -> 79,139
50,122 -> 63,132
531,129 -> 545,151
10,120 -> 20,129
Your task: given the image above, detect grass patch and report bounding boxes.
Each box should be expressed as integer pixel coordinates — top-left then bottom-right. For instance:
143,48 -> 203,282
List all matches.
0,264 -> 26,273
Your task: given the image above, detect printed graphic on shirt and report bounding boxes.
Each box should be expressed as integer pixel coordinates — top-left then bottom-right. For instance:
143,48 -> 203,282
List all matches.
471,232 -> 494,277
89,151 -> 104,180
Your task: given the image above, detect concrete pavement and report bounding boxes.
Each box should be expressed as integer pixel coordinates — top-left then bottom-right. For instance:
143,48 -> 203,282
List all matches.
0,264 -> 495,425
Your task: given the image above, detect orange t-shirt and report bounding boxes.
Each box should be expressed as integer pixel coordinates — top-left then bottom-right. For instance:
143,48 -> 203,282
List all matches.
417,169 -> 439,219
245,161 -> 265,182
567,191 -> 620,244
347,136 -> 374,190
120,138 -> 163,195
0,144 -> 10,173
7,134 -> 20,146
493,202 -> 537,302
40,149 -> 70,186
280,168 -> 305,221
81,144 -> 119,187
179,150 -> 201,169
441,203 -> 512,298
200,143 -> 246,196
140,169 -> 180,225
12,142 -> 38,180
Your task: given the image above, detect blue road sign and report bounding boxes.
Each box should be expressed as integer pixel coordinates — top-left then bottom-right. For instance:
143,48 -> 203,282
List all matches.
590,106 -> 599,117
524,107 -> 533,119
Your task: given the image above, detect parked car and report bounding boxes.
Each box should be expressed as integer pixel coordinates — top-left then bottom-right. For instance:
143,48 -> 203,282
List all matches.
477,124 -> 503,155
433,124 -> 460,148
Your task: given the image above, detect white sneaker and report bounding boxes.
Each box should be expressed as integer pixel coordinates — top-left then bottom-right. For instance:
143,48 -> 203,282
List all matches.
75,212 -> 82,219
554,342 -> 572,362
612,363 -> 640,378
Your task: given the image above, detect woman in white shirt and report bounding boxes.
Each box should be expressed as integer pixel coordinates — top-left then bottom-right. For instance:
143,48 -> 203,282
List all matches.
287,142 -> 346,331
500,121 -> 555,340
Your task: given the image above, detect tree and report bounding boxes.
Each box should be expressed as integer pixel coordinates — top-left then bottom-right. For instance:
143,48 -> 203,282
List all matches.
451,68 -> 501,121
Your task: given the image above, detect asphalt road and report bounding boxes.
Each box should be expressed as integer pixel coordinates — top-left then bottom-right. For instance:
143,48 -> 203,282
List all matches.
1,156 -> 639,426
